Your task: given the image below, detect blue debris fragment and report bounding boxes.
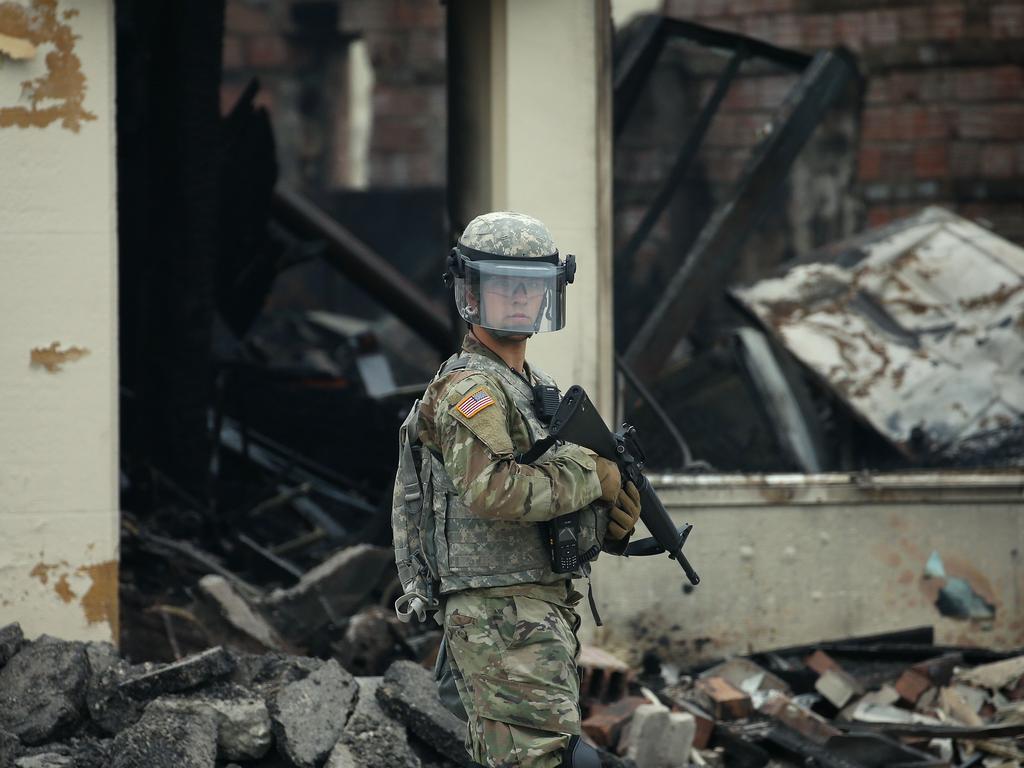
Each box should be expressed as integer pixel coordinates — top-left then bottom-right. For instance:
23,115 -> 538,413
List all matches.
936,577 -> 996,620
924,551 -> 947,579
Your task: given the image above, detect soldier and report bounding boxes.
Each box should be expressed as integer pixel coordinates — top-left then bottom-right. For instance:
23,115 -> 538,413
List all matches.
393,211 -> 642,768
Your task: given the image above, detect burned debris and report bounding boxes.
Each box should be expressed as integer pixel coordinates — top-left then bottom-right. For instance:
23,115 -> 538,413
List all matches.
573,627 -> 1024,767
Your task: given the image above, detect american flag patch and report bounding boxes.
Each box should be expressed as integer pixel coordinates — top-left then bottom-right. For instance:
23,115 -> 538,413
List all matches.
455,388 -> 496,418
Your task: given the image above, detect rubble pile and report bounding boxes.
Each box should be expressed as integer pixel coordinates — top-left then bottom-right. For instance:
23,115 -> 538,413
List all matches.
582,630 -> 1024,767
0,623 -> 470,768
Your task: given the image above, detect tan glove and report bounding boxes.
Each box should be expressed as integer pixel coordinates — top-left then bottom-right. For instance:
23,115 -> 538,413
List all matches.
607,481 -> 641,540
594,457 -> 621,503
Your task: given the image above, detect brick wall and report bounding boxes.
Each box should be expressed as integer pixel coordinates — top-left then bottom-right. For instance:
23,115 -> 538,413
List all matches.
221,0 -> 446,193
660,0 -> 1024,243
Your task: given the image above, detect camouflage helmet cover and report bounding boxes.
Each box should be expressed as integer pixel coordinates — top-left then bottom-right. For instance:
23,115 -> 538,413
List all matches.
458,211 -> 558,258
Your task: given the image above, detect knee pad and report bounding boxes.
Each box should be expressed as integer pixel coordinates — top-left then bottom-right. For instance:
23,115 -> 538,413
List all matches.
561,735 -> 601,768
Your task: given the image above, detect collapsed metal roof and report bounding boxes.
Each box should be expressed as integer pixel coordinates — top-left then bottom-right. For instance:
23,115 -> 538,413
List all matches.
733,207 -> 1024,464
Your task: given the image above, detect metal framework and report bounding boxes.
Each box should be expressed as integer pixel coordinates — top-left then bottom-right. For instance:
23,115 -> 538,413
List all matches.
613,15 -> 859,381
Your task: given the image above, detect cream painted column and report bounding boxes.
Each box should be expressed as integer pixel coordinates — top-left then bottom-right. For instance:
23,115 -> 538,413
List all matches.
0,0 -> 119,642
449,0 -> 614,414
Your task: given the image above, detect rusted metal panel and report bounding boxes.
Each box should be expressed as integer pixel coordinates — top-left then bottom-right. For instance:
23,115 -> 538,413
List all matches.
733,208 -> 1024,463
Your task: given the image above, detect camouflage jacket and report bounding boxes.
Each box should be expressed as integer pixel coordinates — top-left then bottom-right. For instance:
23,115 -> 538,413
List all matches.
418,333 -> 609,594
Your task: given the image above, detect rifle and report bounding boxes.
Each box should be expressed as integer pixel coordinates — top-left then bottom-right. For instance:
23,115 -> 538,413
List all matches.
521,385 -> 700,585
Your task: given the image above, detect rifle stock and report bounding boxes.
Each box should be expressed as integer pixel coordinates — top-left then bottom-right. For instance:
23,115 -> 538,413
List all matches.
549,386 -> 700,586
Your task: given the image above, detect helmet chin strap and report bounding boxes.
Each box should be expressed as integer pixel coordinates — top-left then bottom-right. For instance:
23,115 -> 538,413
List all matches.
489,329 -> 533,341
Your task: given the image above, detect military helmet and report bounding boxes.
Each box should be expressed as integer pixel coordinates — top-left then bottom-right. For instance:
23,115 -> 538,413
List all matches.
445,211 -> 576,335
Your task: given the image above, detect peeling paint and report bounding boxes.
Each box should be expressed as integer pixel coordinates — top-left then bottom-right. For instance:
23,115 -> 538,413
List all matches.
77,561 -> 117,637
30,341 -> 89,372
0,0 -> 96,132
54,572 -> 75,603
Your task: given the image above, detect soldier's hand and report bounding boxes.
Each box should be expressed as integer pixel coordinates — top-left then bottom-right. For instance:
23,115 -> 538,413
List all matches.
607,481 -> 641,540
594,457 -> 621,503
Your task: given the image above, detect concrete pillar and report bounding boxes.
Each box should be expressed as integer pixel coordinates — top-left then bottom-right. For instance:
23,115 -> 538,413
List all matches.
448,0 -> 615,414
0,0 -> 119,642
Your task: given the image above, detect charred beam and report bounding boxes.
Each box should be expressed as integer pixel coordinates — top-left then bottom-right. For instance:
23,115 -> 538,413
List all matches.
623,48 -> 859,380
272,185 -> 453,355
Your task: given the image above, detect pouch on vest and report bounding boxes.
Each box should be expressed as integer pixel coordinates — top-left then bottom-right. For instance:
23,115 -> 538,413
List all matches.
392,399 -> 442,623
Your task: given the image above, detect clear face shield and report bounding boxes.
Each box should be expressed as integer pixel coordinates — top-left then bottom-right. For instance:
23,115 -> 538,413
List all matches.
454,259 -> 568,334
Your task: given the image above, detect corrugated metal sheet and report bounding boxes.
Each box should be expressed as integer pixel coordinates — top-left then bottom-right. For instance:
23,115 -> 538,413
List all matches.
733,207 -> 1024,461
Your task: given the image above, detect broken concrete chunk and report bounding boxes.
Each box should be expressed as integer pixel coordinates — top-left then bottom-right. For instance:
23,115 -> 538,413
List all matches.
377,661 -> 471,767
147,684 -> 272,761
815,668 -> 863,709
229,651 -> 325,699
0,637 -> 90,745
198,575 -> 286,651
623,703 -> 670,768
266,544 -> 394,633
118,647 -> 235,699
0,624 -> 25,668
694,676 -> 752,720
84,642 -> 120,678
0,728 -> 23,766
270,658 -> 356,768
109,708 -> 218,768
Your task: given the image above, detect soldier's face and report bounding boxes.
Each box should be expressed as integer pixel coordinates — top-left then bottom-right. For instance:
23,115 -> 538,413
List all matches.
481,279 -> 545,331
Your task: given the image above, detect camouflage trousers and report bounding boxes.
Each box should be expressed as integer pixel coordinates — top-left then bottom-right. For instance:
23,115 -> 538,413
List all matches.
443,591 -> 582,768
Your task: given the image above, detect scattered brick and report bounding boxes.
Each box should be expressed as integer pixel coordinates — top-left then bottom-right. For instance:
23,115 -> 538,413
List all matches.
582,696 -> 647,750
695,677 -> 752,720
804,650 -> 842,676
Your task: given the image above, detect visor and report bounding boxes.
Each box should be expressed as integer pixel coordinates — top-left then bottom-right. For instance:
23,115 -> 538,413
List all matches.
454,259 -> 567,333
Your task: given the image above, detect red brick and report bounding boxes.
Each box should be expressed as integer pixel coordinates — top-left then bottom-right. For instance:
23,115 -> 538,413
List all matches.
804,650 -> 842,676
954,66 -> 1024,102
991,3 -> 1024,39
867,205 -> 895,228
895,668 -> 932,705
225,1 -> 273,34
915,143 -> 949,178
222,35 -> 245,71
582,696 -> 647,749
865,10 -> 900,45
802,14 -> 835,48
898,6 -> 931,42
394,0 -> 443,28
246,35 -> 289,69
951,142 -> 981,175
931,3 -> 965,40
836,12 -> 867,49
857,145 -> 883,181
980,143 -> 1016,178
862,107 -> 895,141
697,0 -> 730,18
340,0 -> 397,32
959,105 -> 1024,139
760,695 -> 840,743
696,677 -> 752,720
373,118 -> 427,152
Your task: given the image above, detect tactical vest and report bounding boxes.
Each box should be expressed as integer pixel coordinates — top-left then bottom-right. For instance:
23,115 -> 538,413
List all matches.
392,350 -> 608,615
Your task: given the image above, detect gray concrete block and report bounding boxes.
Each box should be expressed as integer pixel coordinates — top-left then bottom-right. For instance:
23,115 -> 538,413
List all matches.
147,684 -> 272,761
377,661 -> 471,767
0,637 -> 90,745
109,709 -> 217,768
0,624 -> 24,669
270,659 -> 356,768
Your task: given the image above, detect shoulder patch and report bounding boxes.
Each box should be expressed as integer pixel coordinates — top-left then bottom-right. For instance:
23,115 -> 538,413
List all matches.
455,388 -> 496,419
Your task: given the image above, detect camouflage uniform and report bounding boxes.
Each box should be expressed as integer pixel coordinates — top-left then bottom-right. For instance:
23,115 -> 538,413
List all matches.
417,332 -> 607,768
